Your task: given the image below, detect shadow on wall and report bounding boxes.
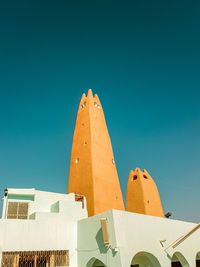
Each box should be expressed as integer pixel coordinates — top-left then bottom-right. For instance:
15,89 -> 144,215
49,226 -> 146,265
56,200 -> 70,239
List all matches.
95,229 -> 108,254
196,252 -> 200,267
86,257 -> 106,267
171,252 -> 190,267
131,251 -> 161,267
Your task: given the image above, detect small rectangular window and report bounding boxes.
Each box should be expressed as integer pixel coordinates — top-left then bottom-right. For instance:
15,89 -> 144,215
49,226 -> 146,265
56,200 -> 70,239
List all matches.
75,194 -> 84,208
7,202 -> 29,219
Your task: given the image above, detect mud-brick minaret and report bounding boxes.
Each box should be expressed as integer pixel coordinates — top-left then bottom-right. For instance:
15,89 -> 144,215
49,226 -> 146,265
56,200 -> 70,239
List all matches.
126,168 -> 164,217
68,89 -> 125,216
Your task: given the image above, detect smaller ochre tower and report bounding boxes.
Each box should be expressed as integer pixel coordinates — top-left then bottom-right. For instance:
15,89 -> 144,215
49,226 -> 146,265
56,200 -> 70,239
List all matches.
126,168 -> 164,217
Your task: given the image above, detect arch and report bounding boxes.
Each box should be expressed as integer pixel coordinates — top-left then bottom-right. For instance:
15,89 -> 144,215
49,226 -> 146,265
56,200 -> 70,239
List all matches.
171,252 -> 190,267
86,257 -> 106,267
131,251 -> 161,267
196,252 -> 200,267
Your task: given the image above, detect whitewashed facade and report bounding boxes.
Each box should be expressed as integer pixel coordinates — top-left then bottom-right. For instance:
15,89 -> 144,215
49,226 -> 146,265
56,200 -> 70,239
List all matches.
0,188 -> 199,267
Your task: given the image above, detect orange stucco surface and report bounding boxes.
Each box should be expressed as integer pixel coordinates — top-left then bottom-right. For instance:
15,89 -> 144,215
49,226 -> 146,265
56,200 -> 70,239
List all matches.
68,89 -> 125,216
126,168 -> 164,217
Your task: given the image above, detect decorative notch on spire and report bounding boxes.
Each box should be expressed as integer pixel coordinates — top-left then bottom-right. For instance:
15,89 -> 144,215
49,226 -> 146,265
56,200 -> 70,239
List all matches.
79,93 -> 87,110
94,93 -> 101,109
79,89 -> 102,110
130,168 -> 150,181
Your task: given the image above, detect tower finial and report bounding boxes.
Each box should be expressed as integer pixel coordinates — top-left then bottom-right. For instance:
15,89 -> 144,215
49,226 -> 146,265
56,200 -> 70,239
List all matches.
80,93 -> 86,102
87,89 -> 93,98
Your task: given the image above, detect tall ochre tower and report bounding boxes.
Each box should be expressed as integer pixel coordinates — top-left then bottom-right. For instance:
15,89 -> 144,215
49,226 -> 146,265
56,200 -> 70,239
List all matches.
68,89 -> 125,216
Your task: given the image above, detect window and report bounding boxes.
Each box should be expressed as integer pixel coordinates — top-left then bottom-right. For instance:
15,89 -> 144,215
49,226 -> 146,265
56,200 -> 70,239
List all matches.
7,202 -> 29,219
81,101 -> 87,109
94,102 -> 101,109
1,250 -> 69,267
75,194 -> 84,208
132,175 -> 137,181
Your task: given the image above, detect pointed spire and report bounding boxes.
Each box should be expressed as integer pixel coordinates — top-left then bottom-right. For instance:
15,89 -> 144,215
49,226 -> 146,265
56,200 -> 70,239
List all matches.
94,94 -> 101,107
80,93 -> 86,102
135,167 -> 141,172
79,93 -> 87,111
87,89 -> 93,98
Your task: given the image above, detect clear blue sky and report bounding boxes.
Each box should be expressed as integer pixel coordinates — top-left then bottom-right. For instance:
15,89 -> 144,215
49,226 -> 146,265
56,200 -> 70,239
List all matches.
0,0 -> 200,222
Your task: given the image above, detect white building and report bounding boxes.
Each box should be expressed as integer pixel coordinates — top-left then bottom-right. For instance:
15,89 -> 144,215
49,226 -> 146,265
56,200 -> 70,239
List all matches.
0,188 -> 200,267
0,188 -> 87,267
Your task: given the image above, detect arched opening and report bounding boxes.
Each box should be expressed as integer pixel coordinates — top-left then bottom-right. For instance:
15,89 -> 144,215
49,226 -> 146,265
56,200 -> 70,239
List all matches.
196,252 -> 200,267
131,251 -> 161,267
86,258 -> 106,267
171,252 -> 190,267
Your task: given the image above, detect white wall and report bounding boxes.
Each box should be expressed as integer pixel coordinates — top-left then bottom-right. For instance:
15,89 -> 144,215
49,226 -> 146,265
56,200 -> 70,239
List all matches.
0,189 -> 88,267
0,218 -> 77,267
2,190 -> 200,267
30,190 -> 76,214
78,210 -> 200,267
2,188 -> 88,221
78,211 -> 123,267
